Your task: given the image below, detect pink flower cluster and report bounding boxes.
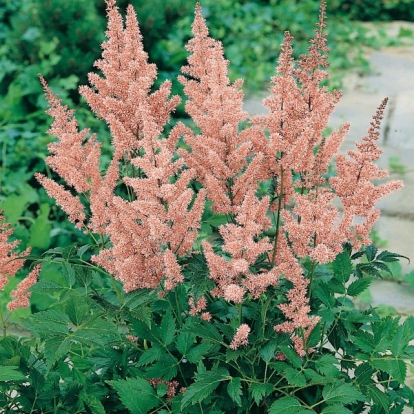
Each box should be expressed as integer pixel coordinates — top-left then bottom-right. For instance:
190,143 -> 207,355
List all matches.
0,213 -> 40,310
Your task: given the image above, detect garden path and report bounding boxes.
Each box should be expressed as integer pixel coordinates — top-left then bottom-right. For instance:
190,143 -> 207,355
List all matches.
244,28 -> 414,315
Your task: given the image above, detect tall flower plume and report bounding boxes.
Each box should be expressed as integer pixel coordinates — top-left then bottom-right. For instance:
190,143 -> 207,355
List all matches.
176,3 -> 265,215
0,213 -> 29,290
38,0 -> 206,291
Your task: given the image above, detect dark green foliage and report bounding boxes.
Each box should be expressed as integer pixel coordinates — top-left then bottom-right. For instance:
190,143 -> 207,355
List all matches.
329,0 -> 414,21
1,247 -> 413,413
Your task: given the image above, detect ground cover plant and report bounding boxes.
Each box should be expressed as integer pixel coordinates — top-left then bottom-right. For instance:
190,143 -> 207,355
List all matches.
1,0 -> 414,413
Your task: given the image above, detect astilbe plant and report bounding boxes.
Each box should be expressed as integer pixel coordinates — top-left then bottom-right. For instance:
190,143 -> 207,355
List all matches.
1,1 -> 413,413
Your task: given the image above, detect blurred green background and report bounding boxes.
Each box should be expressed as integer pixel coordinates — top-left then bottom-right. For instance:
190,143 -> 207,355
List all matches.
1,0 -> 414,315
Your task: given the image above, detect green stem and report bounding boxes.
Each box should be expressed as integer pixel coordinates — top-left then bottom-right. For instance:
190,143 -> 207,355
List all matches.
271,167 -> 284,266
307,261 -> 317,299
0,306 -> 7,337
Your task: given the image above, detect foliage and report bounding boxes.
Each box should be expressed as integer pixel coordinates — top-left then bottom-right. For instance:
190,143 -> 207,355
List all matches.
0,1 -> 413,413
1,248 -> 413,413
329,0 -> 414,22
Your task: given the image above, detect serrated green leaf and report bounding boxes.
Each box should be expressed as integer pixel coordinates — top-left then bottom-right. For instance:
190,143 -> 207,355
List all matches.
352,331 -> 375,353
22,309 -> 69,337
181,367 -> 229,409
108,377 -> 160,414
306,323 -> 321,349
188,322 -> 223,343
77,244 -> 91,259
227,377 -> 242,407
370,358 -> 407,383
304,369 -> 333,385
259,341 -> 277,363
80,392 -> 106,414
63,295 -> 88,326
62,262 -> 76,287
186,343 -> 213,364
44,335 -> 72,368
333,252 -> 352,284
315,355 -> 340,377
145,354 -> 178,381
391,318 -> 413,356
284,367 -> 307,386
159,310 -> 176,346
314,281 -> 335,307
366,384 -> 390,412
73,318 -> 119,347
176,332 -> 196,356
321,406 -> 352,414
131,318 -> 159,342
29,279 -> 65,295
129,306 -> 152,328
365,245 -> 378,262
0,366 -> 27,382
124,289 -> 153,309
137,344 -> 163,366
249,382 -> 274,405
376,250 -> 409,263
354,362 -> 375,387
269,396 -> 313,414
278,345 -> 303,368
322,382 -> 365,405
347,277 -> 374,296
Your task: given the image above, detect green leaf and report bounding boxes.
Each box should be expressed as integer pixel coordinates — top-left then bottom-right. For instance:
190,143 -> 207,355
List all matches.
269,396 -> 313,414
22,309 -> 69,337
333,252 -> 352,284
370,358 -> 407,383
63,295 -> 89,326
315,355 -> 340,378
80,392 -> 106,414
186,343 -> 213,364
181,367 -> 229,409
249,382 -> 273,405
77,244 -> 91,259
43,336 -> 72,368
259,340 -> 278,363
322,382 -> 365,405
366,385 -> 390,412
145,354 -> 178,381
352,331 -> 375,353
176,332 -> 196,356
284,367 -> 307,386
29,279 -> 65,295
314,281 -> 335,307
189,322 -> 223,343
365,245 -> 378,262
227,377 -> 242,407
278,345 -> 303,369
108,377 -> 160,414
73,318 -> 119,347
391,318 -> 413,357
137,344 -> 163,366
354,362 -> 375,387
159,310 -> 176,346
0,366 -> 26,382
321,406 -> 352,414
347,277 -> 374,296
376,250 -> 409,264
62,262 -> 76,288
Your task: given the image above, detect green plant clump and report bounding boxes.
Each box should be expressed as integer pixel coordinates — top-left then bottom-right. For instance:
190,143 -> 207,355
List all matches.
1,1 -> 413,413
